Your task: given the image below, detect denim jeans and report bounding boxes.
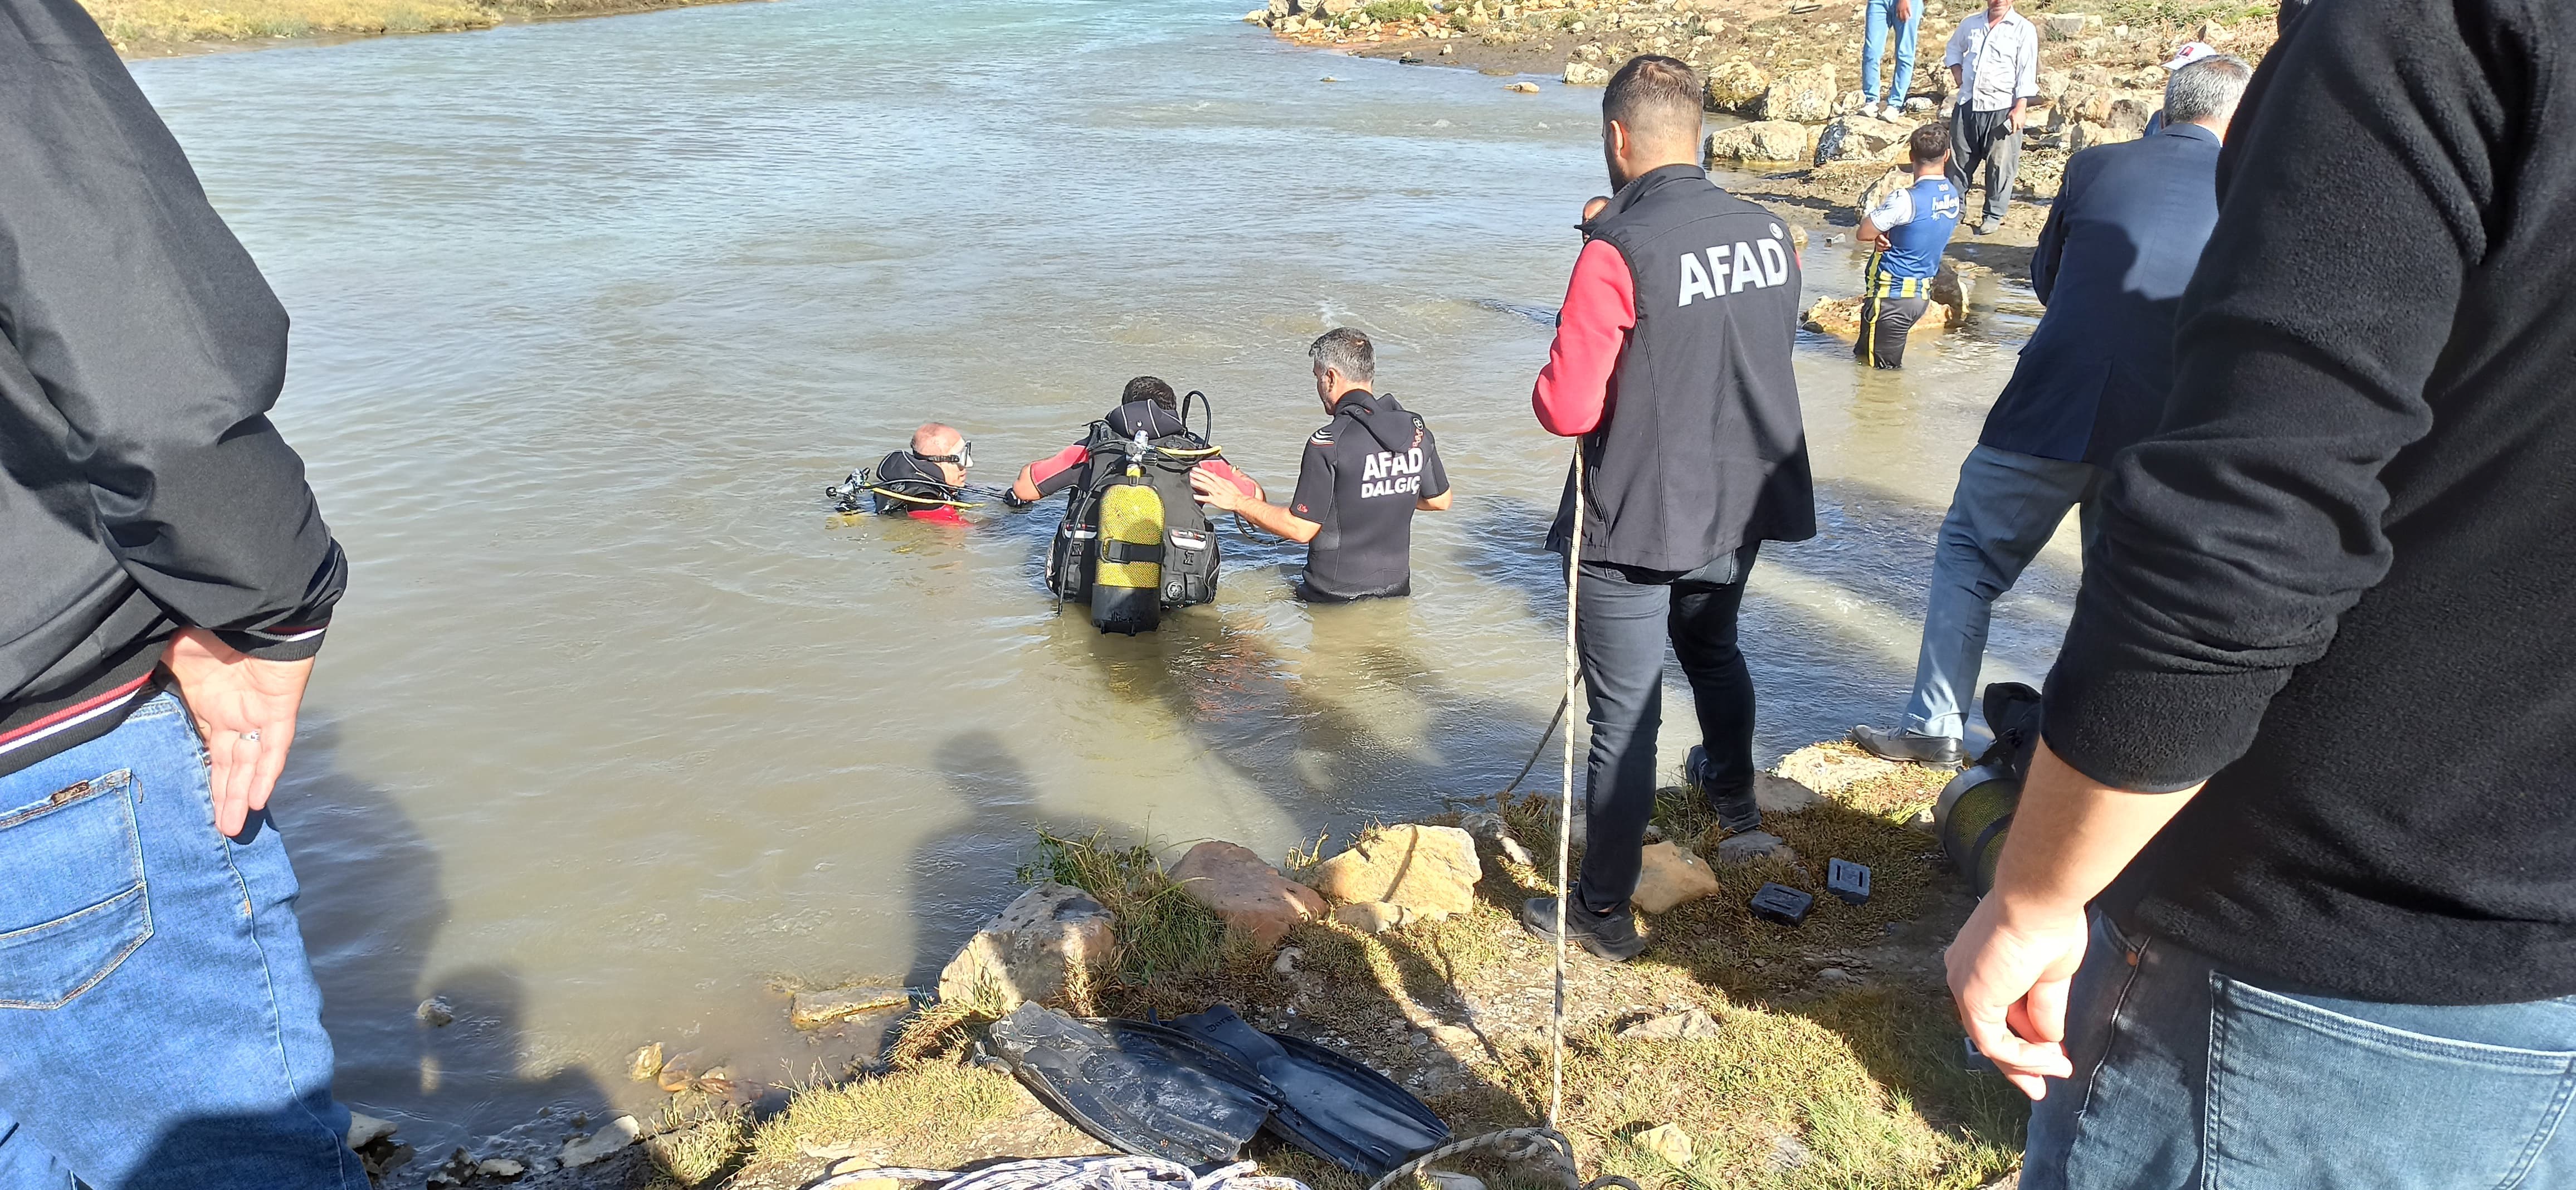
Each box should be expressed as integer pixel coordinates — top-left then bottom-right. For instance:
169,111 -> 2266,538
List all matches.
1570,544 -> 1759,914
1902,445 -> 2103,739
0,693 -> 363,1190
2026,911 -> 2576,1188
1859,0 -> 1920,105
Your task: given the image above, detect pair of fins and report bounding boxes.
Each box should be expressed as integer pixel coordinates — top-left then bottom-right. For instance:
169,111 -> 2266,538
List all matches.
986,1001 -> 1451,1178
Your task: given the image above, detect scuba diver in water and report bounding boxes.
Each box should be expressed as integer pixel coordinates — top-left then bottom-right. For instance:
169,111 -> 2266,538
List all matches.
1189,329 -> 1451,602
1011,376 -> 1260,634
824,422 -> 981,524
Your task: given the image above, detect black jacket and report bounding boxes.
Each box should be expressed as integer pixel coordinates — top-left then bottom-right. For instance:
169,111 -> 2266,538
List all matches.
1549,165 -> 1815,572
0,0 -> 346,775
1983,124 -> 2222,465
2048,0 -> 2576,1003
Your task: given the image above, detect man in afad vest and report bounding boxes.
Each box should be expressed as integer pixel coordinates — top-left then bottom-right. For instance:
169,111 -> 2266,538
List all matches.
1190,328 -> 1453,602
1852,121 -> 1964,368
1521,55 -> 1817,961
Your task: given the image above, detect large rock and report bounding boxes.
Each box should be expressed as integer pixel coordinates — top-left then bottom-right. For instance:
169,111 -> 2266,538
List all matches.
2067,121 -> 2139,153
1853,165 -> 1910,217
1704,60 -> 1769,114
1802,295 -> 1953,339
1309,825 -> 1482,919
1753,773 -> 1822,814
791,984 -> 910,1029
1169,841 -> 1325,948
1630,841 -> 1722,913
1705,120 -> 1812,164
1774,743 -> 1905,794
1813,113 -> 1915,165
1618,1008 -> 1723,1040
1755,63 -> 1836,124
936,882 -> 1115,1011
2040,11 -> 2093,37
2104,92 -> 2158,134
561,1116 -> 642,1168
1635,1123 -> 1696,1168
1563,59 -> 1610,86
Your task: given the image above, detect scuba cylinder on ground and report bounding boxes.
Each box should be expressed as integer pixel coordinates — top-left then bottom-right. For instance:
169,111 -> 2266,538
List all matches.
1929,682 -> 2044,896
1090,433 -> 1167,635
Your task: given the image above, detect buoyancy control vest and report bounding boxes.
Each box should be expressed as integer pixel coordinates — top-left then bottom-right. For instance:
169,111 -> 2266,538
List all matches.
1046,409 -> 1224,635
823,450 -> 972,516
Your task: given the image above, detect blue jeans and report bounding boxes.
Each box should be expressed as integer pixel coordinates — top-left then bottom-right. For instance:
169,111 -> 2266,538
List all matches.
1902,445 -> 2103,739
1570,544 -> 1759,913
1859,0 -> 1920,105
2026,911 -> 2576,1188
0,694 -> 363,1189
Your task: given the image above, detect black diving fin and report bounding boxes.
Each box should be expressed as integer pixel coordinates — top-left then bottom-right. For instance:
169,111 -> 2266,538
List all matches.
1169,1004 -> 1451,1178
985,1002 -> 1279,1167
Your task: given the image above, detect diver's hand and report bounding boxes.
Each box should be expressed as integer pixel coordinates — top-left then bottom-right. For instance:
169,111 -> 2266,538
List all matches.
160,627 -> 314,838
1002,490 -> 1035,510
1190,465 -> 1248,512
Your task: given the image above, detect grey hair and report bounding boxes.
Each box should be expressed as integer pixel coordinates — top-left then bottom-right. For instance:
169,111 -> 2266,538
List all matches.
2164,55 -> 2252,126
1309,326 -> 1375,384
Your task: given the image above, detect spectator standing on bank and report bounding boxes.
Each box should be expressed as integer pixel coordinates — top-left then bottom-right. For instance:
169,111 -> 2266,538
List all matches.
1945,3 -> 2576,1184
1519,56 -> 1814,962
1853,55 -> 2249,765
1857,0 -> 1920,119
0,0 -> 364,1184
1942,0 -> 2040,235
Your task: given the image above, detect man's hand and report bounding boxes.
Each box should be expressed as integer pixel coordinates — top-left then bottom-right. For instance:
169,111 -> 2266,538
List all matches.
1191,465 -> 1250,512
2008,101 -> 2027,133
160,627 -> 314,837
1946,891 -> 2086,1099
1894,0 -> 1911,23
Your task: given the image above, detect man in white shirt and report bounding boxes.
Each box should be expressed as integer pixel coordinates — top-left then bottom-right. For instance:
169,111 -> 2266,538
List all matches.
1943,0 -> 2040,234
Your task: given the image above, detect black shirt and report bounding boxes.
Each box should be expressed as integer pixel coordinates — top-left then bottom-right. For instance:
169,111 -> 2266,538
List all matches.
1288,391 -> 1448,601
2046,0 -> 2576,1004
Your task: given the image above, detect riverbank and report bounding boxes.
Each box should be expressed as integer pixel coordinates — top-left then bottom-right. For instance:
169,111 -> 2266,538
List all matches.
92,0 -> 747,57
367,739 -> 2018,1189
1250,0 -> 2280,257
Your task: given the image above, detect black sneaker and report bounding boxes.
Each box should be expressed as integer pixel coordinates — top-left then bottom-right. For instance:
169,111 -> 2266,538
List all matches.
1520,896 -> 1648,962
1686,745 -> 1764,835
1850,723 -> 1965,765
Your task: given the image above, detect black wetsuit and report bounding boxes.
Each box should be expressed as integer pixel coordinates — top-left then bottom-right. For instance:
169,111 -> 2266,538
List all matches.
1287,390 -> 1448,601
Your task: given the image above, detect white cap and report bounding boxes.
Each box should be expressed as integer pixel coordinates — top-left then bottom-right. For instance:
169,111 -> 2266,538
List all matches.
2162,41 -> 2219,70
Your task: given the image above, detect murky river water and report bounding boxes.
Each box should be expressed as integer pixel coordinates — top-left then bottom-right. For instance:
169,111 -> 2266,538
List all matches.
132,0 -> 2075,1159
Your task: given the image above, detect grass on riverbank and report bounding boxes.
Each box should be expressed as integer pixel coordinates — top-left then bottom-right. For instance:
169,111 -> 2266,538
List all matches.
84,0 -> 739,53
691,752 -> 2017,1190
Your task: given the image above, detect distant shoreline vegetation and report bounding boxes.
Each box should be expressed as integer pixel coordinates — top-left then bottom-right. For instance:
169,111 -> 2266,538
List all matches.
95,0 -> 749,57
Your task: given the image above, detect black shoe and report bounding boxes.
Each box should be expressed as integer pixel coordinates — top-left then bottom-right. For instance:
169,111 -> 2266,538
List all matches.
1520,896 -> 1648,962
1686,745 -> 1764,835
1851,724 -> 1965,765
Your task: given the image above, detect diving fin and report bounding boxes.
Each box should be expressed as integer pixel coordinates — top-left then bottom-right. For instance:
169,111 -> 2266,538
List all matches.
1169,1005 -> 1451,1178
985,1003 -> 1279,1167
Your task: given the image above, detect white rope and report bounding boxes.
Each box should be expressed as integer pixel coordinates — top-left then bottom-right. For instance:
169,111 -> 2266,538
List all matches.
1549,448 -> 1584,1129
808,1155 -> 1309,1190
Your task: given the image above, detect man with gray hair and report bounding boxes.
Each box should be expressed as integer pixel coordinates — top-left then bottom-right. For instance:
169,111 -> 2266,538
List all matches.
1192,327 -> 1452,601
1853,54 -> 2250,765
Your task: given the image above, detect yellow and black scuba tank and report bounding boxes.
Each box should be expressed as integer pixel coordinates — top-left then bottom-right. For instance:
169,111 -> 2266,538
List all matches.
1090,443 -> 1167,635
1047,402 -> 1226,631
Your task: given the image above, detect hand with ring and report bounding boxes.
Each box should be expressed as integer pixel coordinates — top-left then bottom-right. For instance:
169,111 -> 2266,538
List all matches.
161,628 -> 315,838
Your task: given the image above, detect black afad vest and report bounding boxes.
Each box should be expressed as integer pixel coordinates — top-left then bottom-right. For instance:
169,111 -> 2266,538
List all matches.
1549,164 -> 1818,572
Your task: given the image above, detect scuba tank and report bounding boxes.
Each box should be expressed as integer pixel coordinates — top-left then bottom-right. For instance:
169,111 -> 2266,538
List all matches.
1929,682 -> 2045,895
1091,431 -> 1166,635
1047,399 -> 1227,630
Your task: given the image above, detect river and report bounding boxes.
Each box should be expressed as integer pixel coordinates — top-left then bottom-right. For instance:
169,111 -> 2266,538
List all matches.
130,0 -> 2077,1162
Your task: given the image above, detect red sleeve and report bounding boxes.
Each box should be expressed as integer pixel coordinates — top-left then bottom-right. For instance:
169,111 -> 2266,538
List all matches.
1201,458 -> 1259,498
1027,442 -> 1091,495
1531,237 -> 1637,437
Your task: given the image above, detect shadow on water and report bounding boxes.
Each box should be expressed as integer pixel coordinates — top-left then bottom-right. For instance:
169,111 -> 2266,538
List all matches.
285,721 -> 621,1184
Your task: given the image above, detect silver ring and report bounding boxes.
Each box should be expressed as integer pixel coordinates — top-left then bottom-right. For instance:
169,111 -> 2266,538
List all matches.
239,729 -> 261,742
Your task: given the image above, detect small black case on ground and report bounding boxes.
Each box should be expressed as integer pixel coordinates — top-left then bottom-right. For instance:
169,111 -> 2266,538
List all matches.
1962,1036 -> 1997,1073
1826,859 -> 1872,905
1749,882 -> 1813,926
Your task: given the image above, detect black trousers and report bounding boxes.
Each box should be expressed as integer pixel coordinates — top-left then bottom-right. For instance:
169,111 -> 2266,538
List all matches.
1570,543 -> 1760,914
1947,105 -> 2022,223
1855,292 -> 1929,368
